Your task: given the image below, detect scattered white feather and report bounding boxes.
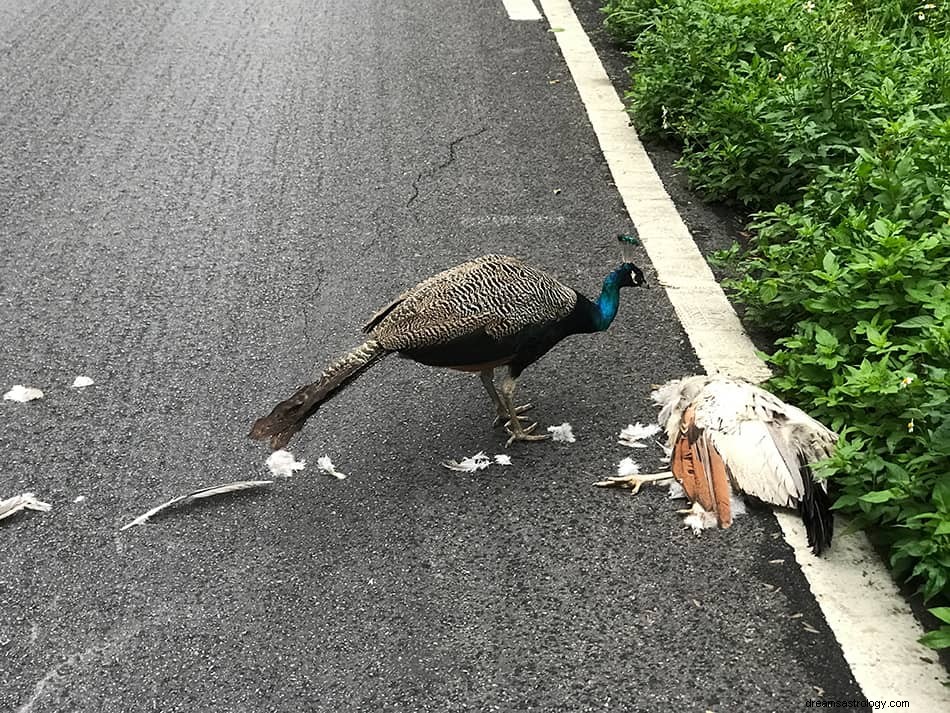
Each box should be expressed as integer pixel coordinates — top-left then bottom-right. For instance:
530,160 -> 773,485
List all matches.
266,449 -> 306,478
186,481 -> 272,500
493,454 -> 512,466
120,495 -> 187,530
617,457 -> 640,477
667,481 -> 686,499
441,451 -> 491,472
316,455 -> 347,480
0,492 -> 52,521
73,495 -> 87,504
3,385 -> 44,402
730,493 -> 748,517
71,376 -> 94,388
120,480 -> 273,531
618,422 -> 661,448
547,422 -> 576,443
682,502 -> 718,534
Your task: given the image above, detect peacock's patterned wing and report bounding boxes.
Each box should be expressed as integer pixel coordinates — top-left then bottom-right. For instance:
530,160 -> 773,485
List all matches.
360,257 -> 495,333
367,255 -> 578,351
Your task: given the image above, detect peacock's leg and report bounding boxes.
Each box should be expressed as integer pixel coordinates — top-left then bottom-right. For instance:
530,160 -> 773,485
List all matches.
593,471 -> 675,494
498,372 -> 548,446
480,369 -> 534,428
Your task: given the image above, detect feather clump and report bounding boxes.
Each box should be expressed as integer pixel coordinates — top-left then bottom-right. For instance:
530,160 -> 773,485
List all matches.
266,450 -> 307,478
618,421 -> 661,448
4,385 -> 44,402
317,456 -> 347,480
547,422 -> 576,443
441,452 -> 492,472
442,452 -> 514,472
617,457 -> 640,477
0,493 -> 52,522
120,481 -> 272,531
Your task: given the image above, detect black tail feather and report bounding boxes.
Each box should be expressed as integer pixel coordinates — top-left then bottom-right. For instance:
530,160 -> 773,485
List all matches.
798,464 -> 834,555
249,340 -> 388,450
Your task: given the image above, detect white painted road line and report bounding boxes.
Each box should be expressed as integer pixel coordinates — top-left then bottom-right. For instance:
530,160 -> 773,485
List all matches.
501,0 -> 542,21
776,511 -> 949,703
538,0 -> 950,706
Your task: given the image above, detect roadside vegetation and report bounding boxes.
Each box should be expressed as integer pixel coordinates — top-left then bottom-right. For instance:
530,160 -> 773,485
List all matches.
601,0 -> 950,648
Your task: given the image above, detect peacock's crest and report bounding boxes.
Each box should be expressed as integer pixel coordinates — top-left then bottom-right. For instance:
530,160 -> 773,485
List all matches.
618,231 -> 641,264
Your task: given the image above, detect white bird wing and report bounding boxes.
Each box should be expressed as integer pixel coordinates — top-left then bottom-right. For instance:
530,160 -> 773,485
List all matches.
705,419 -> 802,508
692,378 -> 834,508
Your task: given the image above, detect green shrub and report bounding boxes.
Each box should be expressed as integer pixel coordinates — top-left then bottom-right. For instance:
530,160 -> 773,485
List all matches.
612,0 -> 950,205
601,0 -> 672,46
731,115 -> 950,605
623,0 -> 794,140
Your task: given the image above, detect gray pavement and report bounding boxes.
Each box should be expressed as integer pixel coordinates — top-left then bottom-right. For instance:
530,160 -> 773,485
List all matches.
1,1 -> 862,711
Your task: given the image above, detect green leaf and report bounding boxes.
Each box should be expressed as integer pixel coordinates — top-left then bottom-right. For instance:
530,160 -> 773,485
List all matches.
931,608 -> 950,625
815,326 -> 838,348
919,628 -> 950,650
932,520 -> 950,536
860,489 -> 896,504
933,477 -> 950,510
895,316 -> 936,329
832,493 -> 861,510
822,251 -> 838,274
933,423 -> 950,458
759,282 -> 778,303
865,324 -> 887,348
872,219 -> 892,237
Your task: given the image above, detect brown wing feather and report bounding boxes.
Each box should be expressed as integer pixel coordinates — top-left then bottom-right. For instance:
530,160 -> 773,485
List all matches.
672,405 -> 733,528
673,406 -> 714,511
697,433 -> 733,528
672,427 -> 701,504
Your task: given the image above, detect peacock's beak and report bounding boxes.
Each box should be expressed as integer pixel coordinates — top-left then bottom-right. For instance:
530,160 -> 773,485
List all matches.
631,264 -> 647,287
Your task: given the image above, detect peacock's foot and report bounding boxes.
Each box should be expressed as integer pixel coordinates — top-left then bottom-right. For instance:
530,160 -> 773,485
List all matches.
593,471 -> 675,495
504,420 -> 550,447
493,403 -> 534,428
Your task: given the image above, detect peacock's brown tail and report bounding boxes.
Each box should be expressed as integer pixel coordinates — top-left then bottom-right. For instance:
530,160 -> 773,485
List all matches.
249,340 -> 389,450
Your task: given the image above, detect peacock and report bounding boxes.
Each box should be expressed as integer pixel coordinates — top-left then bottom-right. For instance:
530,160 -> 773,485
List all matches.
597,375 -> 837,554
249,235 -> 646,450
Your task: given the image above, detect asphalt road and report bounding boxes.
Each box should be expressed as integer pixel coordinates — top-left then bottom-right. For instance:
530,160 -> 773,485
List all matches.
1,1 -> 863,711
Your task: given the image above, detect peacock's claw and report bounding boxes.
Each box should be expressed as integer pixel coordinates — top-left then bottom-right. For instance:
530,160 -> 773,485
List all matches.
493,403 -> 534,428
593,472 -> 675,495
504,421 -> 550,447
593,474 -> 647,494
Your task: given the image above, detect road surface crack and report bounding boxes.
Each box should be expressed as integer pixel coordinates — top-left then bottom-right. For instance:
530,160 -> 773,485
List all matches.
406,126 -> 488,208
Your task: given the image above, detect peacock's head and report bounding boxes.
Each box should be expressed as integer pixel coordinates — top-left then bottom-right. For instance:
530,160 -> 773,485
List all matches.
618,261 -> 647,288
616,232 -> 646,287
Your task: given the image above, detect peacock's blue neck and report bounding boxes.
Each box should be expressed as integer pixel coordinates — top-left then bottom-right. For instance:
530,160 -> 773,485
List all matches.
592,267 -> 626,331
